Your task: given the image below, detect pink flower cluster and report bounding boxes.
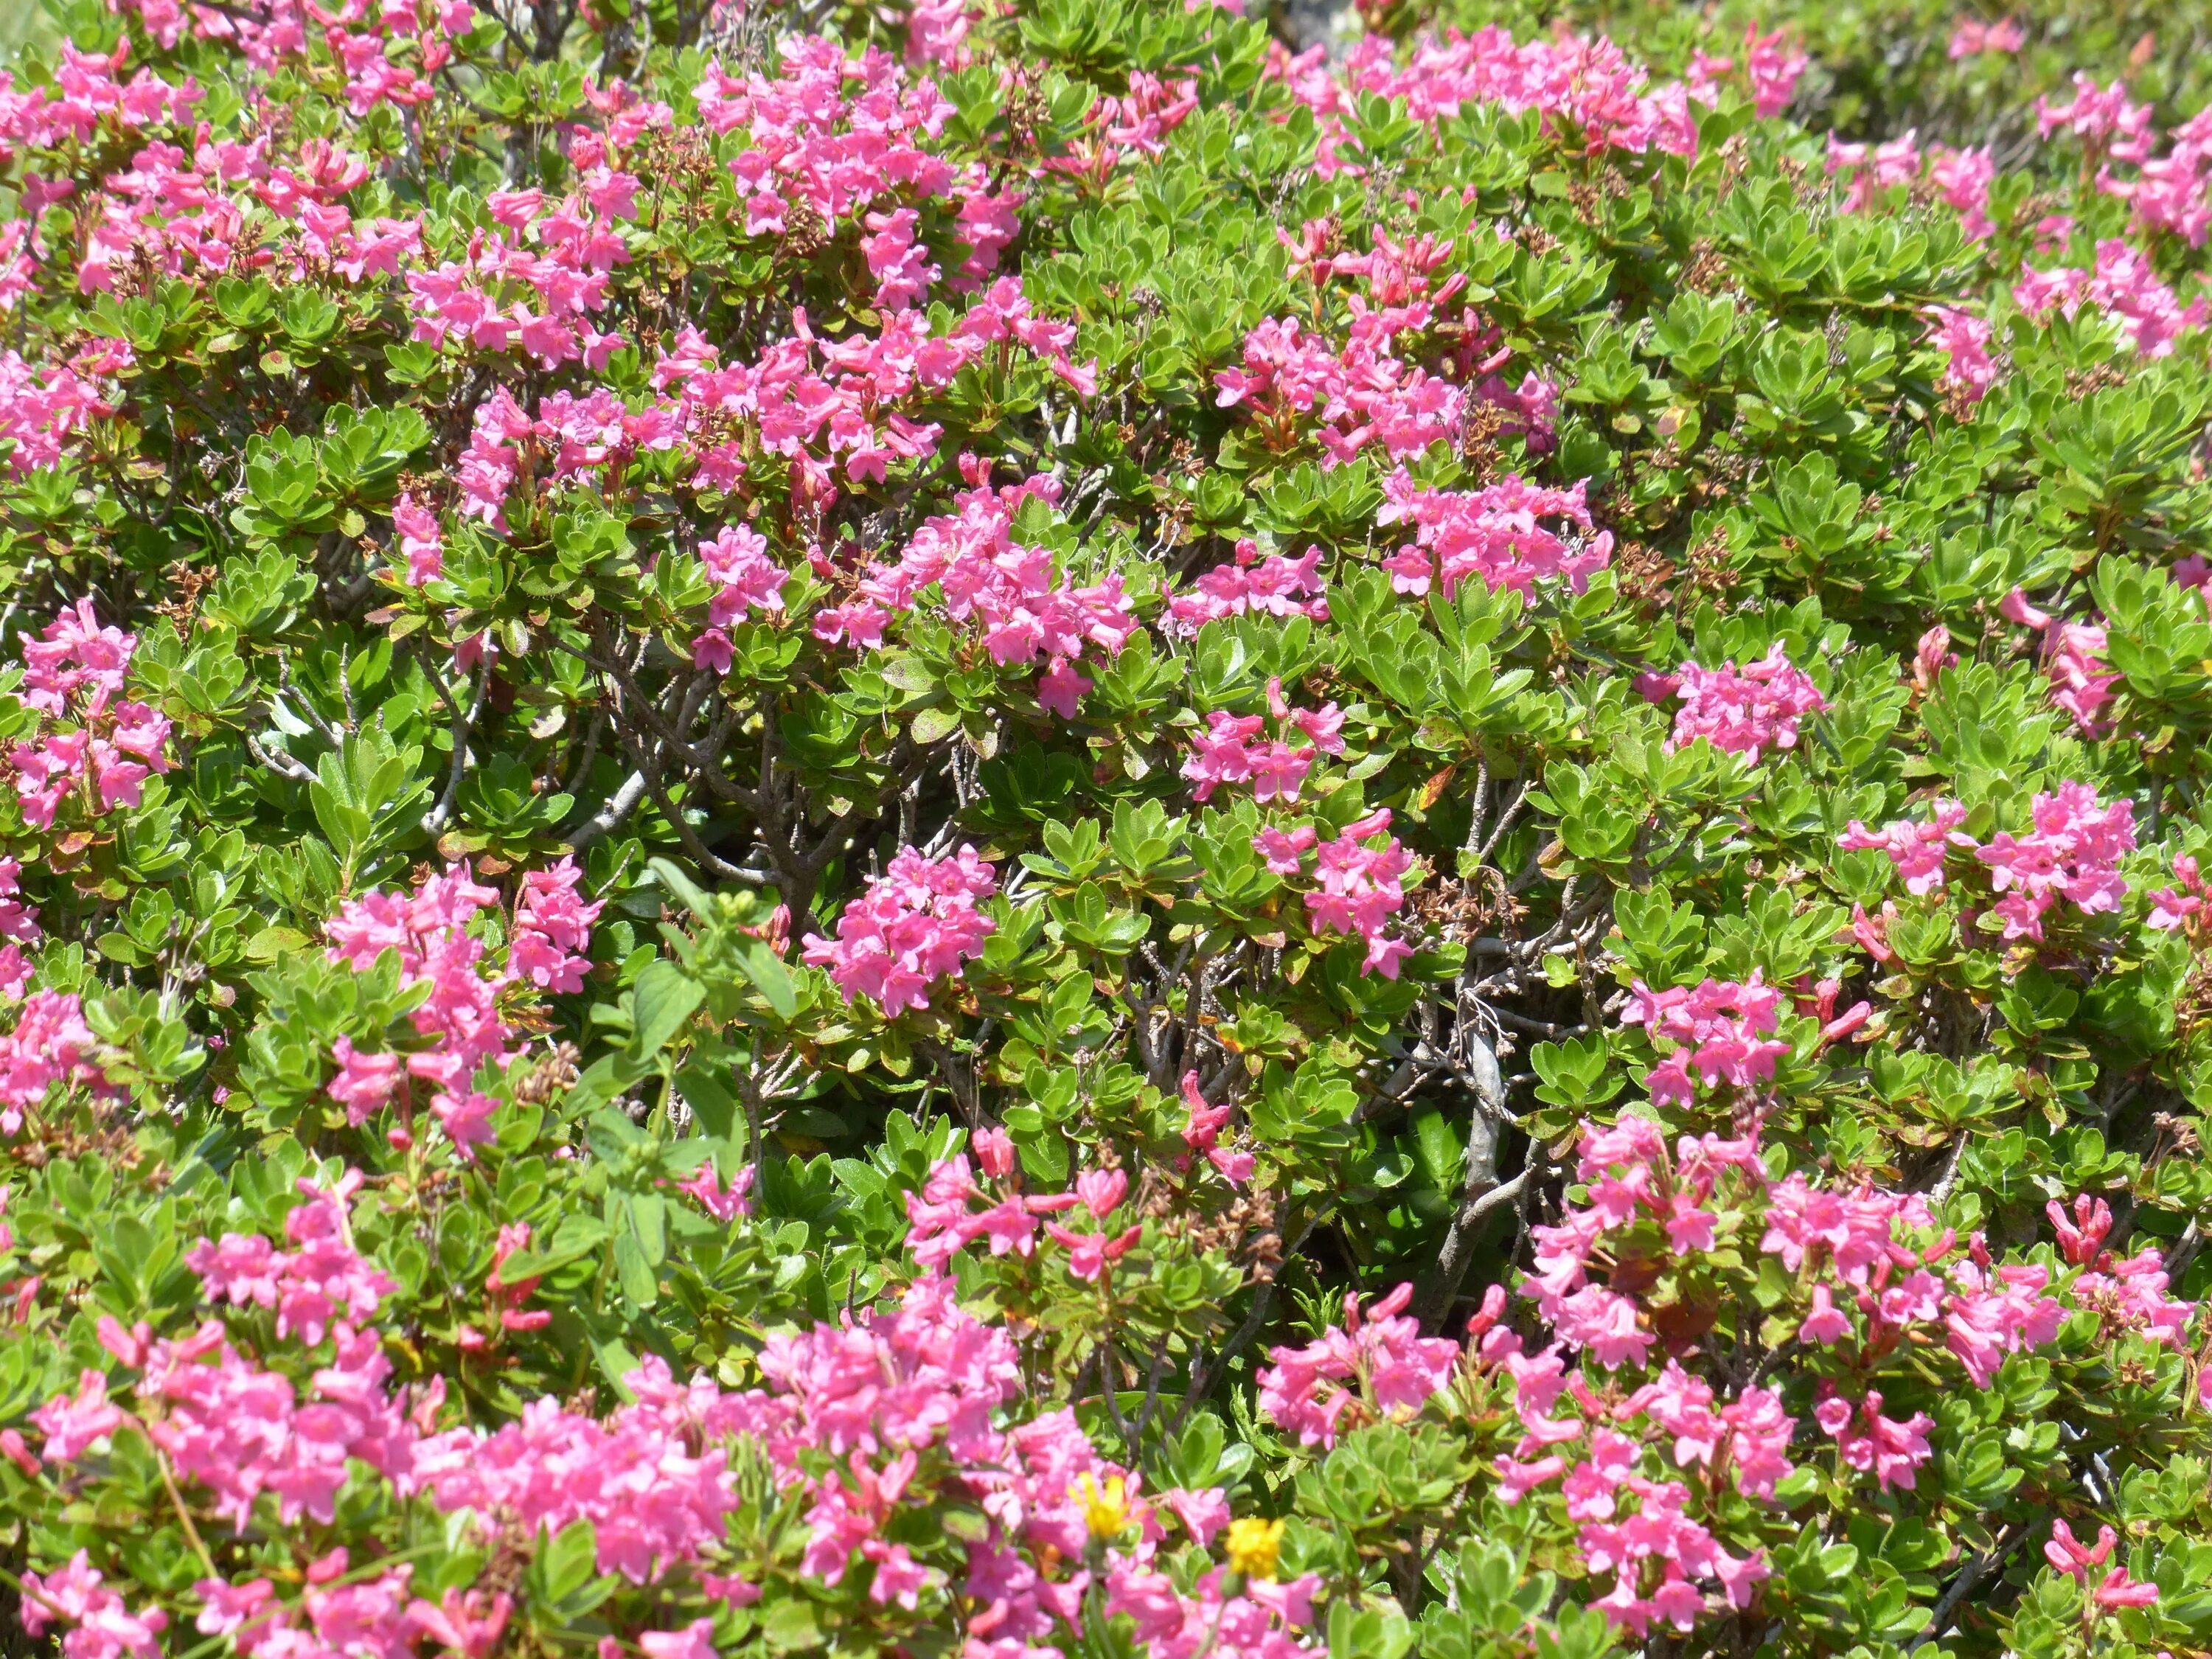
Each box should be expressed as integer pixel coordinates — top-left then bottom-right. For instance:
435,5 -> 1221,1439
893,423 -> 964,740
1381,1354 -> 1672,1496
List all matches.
1164,540 -> 1329,637
1488,1124 -> 1790,1632
727,1271 -> 1315,1657
0,990 -> 110,1135
1493,1113 -> 2196,1632
1255,808 -> 1416,976
694,37 -> 1019,300
2046,1521 -> 2161,1611
1639,644 -> 1826,762
1949,15 -> 2024,56
821,471 -> 1137,716
2146,852 -> 2210,934
1841,798 -> 1968,894
690,524 -> 791,672
403,173 -> 637,371
802,845 -> 997,1016
1377,470 -> 1613,598
29,1138 -> 1313,1659
414,1366 -> 744,1585
460,279 -> 1087,535
1049,72 -> 1205,187
1620,975 -> 1793,1107
2104,105 -> 2212,247
0,40 -> 199,160
118,0 -> 473,110
1214,313 -> 1464,467
1926,306 -> 1998,405
8,599 -> 175,831
18,1554 -> 166,1659
0,350 -> 120,472
2037,73 -> 2156,165
0,856 -> 39,1001
1826,130 -> 1924,212
1272,24 -> 1803,179
1974,789 -> 2135,939
184,1173 -> 397,1350
1182,678 -> 1346,804
2014,239 -> 2207,357
1826,130 -> 1997,240
1810,1386 -> 1933,1491
924,1141 -> 1148,1279
2002,585 -> 2120,734
1844,785 -> 2135,942
1259,1281 -> 1461,1449
324,859 -> 602,1150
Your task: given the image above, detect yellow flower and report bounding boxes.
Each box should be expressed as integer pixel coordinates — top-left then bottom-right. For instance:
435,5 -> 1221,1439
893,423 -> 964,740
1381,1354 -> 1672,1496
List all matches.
1074,1472 -> 1131,1540
1224,1517 -> 1284,1582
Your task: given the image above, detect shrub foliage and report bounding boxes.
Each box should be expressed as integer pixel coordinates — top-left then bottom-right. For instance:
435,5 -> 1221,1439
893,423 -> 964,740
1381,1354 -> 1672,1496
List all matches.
4,0 -> 2212,1655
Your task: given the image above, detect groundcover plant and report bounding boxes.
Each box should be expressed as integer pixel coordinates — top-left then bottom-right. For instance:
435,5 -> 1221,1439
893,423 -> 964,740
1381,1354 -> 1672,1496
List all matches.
9,0 -> 2212,1653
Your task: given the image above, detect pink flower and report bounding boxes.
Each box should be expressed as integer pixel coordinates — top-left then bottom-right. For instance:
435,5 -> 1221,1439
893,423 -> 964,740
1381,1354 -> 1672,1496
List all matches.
1817,1387 -> 1933,1491
1302,810 -> 1415,977
1659,644 -> 1826,761
392,494 -> 443,584
1620,975 -> 1791,1102
639,1619 -> 716,1659
1259,1282 -> 1459,1448
1075,1167 -> 1128,1219
19,1554 -> 167,1659
1377,471 -> 1611,597
675,1162 -> 754,1222
327,1038 -> 403,1125
32,1370 -> 125,1462
1798,1284 -> 1851,1345
802,846 -> 996,1017
1949,15 -> 2023,57
1840,798 -> 1968,894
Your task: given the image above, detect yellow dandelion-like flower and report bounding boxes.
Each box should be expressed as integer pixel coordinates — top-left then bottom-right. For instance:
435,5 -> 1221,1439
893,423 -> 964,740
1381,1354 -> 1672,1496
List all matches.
1074,1472 -> 1131,1540
1224,1517 -> 1284,1582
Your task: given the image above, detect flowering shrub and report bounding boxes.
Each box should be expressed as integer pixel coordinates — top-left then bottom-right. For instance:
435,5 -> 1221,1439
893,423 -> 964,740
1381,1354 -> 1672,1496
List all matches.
7,0 -> 2212,1658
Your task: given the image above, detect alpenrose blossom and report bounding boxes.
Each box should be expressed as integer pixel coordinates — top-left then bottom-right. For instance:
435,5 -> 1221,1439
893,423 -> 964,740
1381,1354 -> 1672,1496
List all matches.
1163,539 -> 1329,637
323,859 -> 602,1151
7,597 -> 175,832
1259,1282 -> 1461,1448
818,470 -> 1138,716
0,990 -> 114,1135
1618,974 -> 1795,1105
803,845 -> 998,1015
1377,470 -> 1614,597
1638,643 -> 1827,762
1841,783 -> 2135,944
1270,22 -> 1804,180
1495,1116 -> 2193,1636
1242,1107 -> 2202,1640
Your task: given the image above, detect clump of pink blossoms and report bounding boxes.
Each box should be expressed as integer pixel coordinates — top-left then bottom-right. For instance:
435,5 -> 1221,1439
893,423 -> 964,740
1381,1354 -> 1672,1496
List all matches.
7,598 -> 175,831
1377,470 -> 1613,598
1164,539 -> 1329,636
1619,975 -> 1794,1107
0,855 -> 40,1000
2000,586 -> 2119,734
1843,784 -> 2135,943
1254,808 -> 1417,977
818,471 -> 1138,717
324,858 -> 602,1149
1640,644 -> 1826,762
1927,306 -> 1998,404
1183,677 -> 1346,805
0,990 -> 111,1135
804,845 -> 996,1016
1259,1281 -> 1461,1449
